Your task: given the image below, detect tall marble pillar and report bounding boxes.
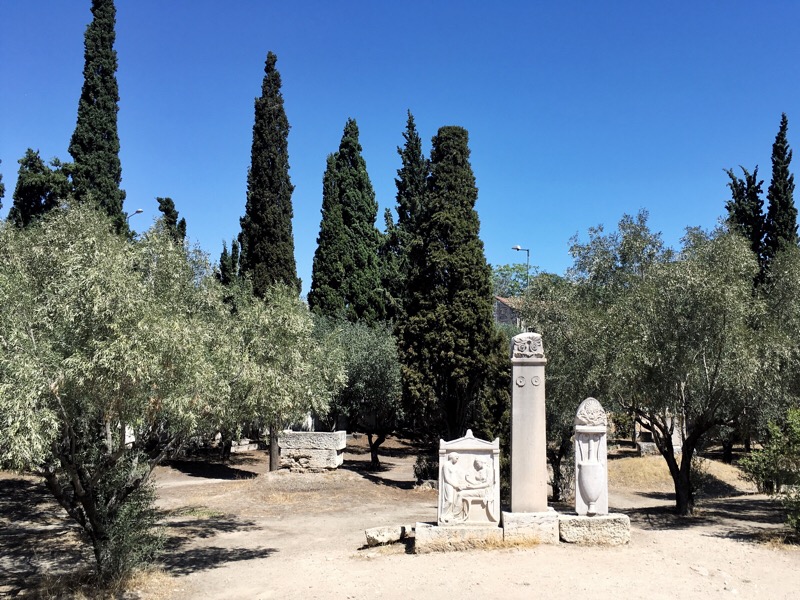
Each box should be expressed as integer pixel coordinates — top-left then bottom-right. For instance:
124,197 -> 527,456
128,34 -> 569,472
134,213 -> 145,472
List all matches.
510,332 -> 548,513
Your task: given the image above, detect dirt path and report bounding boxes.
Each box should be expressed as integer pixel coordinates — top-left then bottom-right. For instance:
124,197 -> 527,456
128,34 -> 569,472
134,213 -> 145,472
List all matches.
2,438 -> 799,599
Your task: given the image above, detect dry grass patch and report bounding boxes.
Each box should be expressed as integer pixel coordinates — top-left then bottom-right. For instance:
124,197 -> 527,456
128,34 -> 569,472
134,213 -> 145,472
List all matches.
608,454 -> 756,496
609,455 -> 674,492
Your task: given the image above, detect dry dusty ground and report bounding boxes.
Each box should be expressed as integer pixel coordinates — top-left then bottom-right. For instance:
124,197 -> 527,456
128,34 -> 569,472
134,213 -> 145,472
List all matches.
2,436 -> 799,599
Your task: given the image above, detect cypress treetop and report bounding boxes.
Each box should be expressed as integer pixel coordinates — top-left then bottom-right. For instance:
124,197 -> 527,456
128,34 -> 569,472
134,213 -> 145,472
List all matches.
309,120 -> 384,324
309,155 -> 348,318
725,165 -> 765,263
381,111 -> 429,319
400,125 -> 495,439
764,113 -> 797,263
156,197 -> 187,244
68,0 -> 126,233
238,51 -> 299,297
9,149 -> 71,228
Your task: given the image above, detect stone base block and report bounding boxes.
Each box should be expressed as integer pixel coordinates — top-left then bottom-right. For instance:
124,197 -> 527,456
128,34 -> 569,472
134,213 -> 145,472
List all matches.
414,522 -> 503,554
278,431 -> 346,450
558,513 -> 631,545
280,448 -> 344,471
230,442 -> 259,453
364,524 -> 414,547
501,509 -> 559,545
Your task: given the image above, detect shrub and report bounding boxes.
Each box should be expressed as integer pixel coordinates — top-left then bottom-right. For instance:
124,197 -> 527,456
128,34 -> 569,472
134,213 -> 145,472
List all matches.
739,409 -> 800,532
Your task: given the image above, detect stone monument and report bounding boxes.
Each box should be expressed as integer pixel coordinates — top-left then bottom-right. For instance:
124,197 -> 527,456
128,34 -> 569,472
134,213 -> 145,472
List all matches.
574,397 -> 609,516
415,431 -> 503,552
509,332 -> 548,512
278,431 -> 346,472
437,430 -> 500,525
558,397 -> 631,545
502,331 -> 559,544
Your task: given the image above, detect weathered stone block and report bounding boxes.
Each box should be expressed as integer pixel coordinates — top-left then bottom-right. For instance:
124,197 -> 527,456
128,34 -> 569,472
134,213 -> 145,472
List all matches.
558,513 -> 631,545
501,509 -> 559,545
278,431 -> 347,450
280,448 -> 343,471
364,524 -> 414,547
414,522 -> 503,554
637,442 -> 659,456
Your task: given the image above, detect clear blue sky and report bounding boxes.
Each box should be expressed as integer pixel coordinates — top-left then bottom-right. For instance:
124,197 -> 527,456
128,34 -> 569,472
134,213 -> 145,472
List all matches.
2,1 -> 798,295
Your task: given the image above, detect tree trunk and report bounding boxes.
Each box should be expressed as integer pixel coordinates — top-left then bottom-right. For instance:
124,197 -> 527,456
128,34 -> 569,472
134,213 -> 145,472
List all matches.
674,469 -> 694,515
721,439 -> 734,464
547,434 -> 572,503
672,444 -> 696,516
367,433 -> 386,470
269,425 -> 280,472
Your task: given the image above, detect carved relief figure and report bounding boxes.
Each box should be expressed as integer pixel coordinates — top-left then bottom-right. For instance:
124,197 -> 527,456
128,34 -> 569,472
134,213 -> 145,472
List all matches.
458,458 -> 496,521
440,452 -> 465,523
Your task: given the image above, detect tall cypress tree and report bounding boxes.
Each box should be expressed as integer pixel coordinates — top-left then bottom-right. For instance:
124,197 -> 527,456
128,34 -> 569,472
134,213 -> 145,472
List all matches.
308,119 -> 384,323
156,197 -> 186,244
400,126 -> 495,440
9,149 -> 71,228
725,165 -> 765,277
308,155 -> 346,317
381,111 -> 429,320
764,113 -> 797,267
238,51 -> 299,297
68,0 -> 126,233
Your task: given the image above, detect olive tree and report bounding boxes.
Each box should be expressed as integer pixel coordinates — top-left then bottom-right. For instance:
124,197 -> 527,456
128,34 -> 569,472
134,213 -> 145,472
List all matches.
0,206 -> 230,580
322,318 -> 402,469
609,230 -> 762,515
225,285 -> 346,471
0,206 -> 343,579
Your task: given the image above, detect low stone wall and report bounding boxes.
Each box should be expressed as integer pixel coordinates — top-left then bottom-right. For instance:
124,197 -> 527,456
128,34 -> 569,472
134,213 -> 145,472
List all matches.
279,431 -> 346,472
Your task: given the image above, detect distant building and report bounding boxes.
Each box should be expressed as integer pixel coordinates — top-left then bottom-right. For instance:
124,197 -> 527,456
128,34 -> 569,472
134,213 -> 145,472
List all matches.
493,296 -> 524,329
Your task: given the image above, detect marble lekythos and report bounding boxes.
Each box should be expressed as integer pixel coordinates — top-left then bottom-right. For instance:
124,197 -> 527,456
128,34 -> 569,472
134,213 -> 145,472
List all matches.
574,397 -> 609,516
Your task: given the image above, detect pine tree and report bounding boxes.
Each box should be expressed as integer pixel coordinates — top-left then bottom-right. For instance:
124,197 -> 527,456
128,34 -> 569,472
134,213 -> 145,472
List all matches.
381,112 -> 429,320
238,51 -> 299,297
764,113 -> 797,267
68,0 -> 126,233
308,119 -> 384,323
9,149 -> 71,228
725,165 -> 765,276
156,197 -> 186,244
400,126 -> 495,440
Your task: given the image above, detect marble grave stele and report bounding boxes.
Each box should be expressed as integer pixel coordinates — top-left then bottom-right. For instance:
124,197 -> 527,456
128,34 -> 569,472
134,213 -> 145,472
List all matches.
438,430 -> 501,526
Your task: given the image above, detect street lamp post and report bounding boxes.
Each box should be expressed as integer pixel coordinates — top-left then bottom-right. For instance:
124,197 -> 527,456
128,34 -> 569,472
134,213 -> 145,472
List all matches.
511,245 -> 530,291
126,208 -> 143,221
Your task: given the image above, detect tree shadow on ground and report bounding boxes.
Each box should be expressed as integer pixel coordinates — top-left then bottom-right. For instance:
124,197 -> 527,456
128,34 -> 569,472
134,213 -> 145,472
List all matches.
620,492 -> 788,539
340,460 -> 417,491
623,504 -> 714,530
0,477 -> 89,596
163,458 -> 259,481
159,510 -> 276,576
346,443 -> 419,459
160,546 -> 278,577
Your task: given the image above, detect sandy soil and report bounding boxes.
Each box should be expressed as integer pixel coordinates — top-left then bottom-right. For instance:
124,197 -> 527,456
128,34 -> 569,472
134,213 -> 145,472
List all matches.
2,437 -> 799,599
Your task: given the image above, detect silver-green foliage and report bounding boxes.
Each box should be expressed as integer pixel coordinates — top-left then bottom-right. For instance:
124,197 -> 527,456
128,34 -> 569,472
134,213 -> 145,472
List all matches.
610,230 -> 761,514
0,206 -> 343,579
322,318 -> 401,468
